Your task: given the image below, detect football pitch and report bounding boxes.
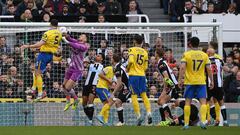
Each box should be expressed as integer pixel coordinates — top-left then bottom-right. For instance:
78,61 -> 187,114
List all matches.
0,126 -> 239,135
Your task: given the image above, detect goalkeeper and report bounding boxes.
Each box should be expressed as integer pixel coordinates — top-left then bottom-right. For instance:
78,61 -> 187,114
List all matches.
61,29 -> 89,111
21,19 -> 62,101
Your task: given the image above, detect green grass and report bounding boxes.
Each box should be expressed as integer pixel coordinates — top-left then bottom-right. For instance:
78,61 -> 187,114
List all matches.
0,126 -> 239,135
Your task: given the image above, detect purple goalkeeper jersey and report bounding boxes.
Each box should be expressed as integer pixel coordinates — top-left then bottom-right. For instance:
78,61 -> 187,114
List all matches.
66,36 -> 89,71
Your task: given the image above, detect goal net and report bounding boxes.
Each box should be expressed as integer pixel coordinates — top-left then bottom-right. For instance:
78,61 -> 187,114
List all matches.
0,22 -> 223,126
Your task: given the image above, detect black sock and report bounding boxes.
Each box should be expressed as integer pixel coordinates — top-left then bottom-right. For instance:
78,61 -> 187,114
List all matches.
83,106 -> 90,119
210,106 -> 216,120
221,106 -> 227,121
117,109 -> 124,123
159,107 -> 165,121
163,105 -> 173,119
88,106 -> 94,121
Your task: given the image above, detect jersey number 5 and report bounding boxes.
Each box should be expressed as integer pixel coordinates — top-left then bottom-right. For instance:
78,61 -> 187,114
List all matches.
192,60 -> 203,71
54,36 -> 59,44
137,54 -> 144,65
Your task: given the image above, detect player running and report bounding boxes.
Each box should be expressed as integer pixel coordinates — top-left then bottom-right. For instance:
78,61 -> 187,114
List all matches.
155,49 -> 179,125
206,48 -> 229,126
127,35 -> 152,126
178,37 -> 214,130
82,53 -> 104,125
21,19 -> 62,101
61,33 -> 89,111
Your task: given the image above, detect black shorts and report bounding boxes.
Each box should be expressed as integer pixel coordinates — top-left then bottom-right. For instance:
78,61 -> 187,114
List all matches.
207,86 -> 224,101
82,85 -> 96,97
117,88 -> 131,103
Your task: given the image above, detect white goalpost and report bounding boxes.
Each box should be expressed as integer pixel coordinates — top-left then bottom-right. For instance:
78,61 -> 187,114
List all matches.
0,22 -> 224,126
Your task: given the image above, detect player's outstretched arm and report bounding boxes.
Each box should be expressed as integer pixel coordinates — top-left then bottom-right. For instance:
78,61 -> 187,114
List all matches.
20,40 -> 45,50
99,72 -> 112,84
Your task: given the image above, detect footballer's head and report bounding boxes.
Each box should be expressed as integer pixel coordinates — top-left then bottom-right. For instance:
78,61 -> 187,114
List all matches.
206,48 -> 215,56
188,37 -> 200,48
133,35 -> 143,47
79,34 -> 88,43
155,48 -> 165,59
112,53 -> 121,65
208,41 -> 218,50
50,19 -> 58,27
95,53 -> 104,63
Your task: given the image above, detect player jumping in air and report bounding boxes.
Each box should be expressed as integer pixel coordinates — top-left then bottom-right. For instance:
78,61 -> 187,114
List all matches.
155,49 -> 179,126
21,19 -> 62,101
82,53 -> 104,125
127,35 -> 152,126
95,54 -> 121,125
178,37 -> 214,130
61,33 -> 89,111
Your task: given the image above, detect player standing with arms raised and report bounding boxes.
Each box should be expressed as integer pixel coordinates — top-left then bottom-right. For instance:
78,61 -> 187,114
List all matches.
21,19 -> 62,101
178,37 -> 214,130
61,32 -> 89,111
127,35 -> 152,126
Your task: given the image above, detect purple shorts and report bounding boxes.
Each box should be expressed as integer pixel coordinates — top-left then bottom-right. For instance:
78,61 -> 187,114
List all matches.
64,68 -> 82,82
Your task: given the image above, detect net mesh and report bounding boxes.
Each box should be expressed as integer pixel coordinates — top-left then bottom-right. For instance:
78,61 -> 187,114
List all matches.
0,23 -> 220,126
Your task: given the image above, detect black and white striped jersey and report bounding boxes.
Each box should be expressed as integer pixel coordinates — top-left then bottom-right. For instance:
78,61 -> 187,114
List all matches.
84,63 -> 104,86
114,62 -> 129,89
209,56 -> 224,87
157,58 -> 178,85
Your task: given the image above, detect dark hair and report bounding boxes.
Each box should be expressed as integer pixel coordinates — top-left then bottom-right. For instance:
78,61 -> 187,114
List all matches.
188,37 -> 200,48
50,19 -> 58,27
208,2 -> 214,6
185,0 -> 192,3
155,49 -> 165,57
112,54 -> 121,63
133,35 -> 143,45
209,41 -> 218,50
97,53 -> 105,61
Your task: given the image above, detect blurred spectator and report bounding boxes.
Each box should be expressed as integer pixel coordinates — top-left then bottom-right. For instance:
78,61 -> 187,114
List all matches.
0,75 -> 8,96
68,0 -> 81,14
149,37 -> 167,56
97,39 -> 108,56
98,14 -> 106,22
209,0 -> 230,13
125,0 -> 143,22
76,3 -> 87,16
12,45 -> 23,68
42,12 -> 51,22
16,78 -> 25,98
86,0 -> 98,14
104,47 -> 114,66
105,0 -> 122,15
2,0 -> 14,14
121,49 -> 128,67
48,81 -> 64,98
0,36 -> 11,54
42,4 -> 55,16
162,0 -> 169,15
97,2 -> 106,14
225,3 -> 238,14
183,0 -> 204,22
59,4 -> 71,20
27,0 -> 40,21
142,43 -> 150,52
223,56 -> 238,78
4,86 -> 16,98
226,71 -> 240,102
20,9 -> 33,22
169,0 -> 185,22
2,4 -> 15,22
172,67 -> 179,78
85,48 -> 96,63
148,85 -> 160,98
46,0 -> 65,15
78,16 -> 86,22
15,0 -> 28,16
233,49 -> 240,64
165,49 -> 177,68
8,66 -> 18,85
192,0 -> 208,11
205,2 -> 217,13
